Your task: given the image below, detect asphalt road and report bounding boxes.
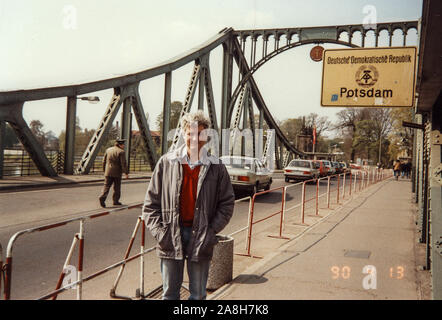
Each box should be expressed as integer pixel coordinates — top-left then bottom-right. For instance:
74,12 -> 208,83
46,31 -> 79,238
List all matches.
0,173 -> 349,299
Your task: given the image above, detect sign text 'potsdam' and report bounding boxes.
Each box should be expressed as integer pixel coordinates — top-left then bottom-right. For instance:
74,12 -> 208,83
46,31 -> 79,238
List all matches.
321,47 -> 417,107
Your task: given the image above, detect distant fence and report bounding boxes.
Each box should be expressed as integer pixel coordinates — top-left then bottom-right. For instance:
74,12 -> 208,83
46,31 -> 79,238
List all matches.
1,149 -> 151,177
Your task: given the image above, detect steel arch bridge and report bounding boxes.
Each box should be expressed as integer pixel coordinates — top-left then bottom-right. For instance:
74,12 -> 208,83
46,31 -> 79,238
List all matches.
0,21 -> 418,177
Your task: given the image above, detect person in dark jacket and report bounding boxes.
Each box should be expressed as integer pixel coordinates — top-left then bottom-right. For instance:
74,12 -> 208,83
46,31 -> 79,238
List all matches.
393,160 -> 401,180
99,139 -> 129,207
142,111 -> 235,300
404,161 -> 411,179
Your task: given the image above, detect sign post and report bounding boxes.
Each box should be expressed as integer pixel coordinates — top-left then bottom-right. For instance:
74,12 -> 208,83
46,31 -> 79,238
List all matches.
321,47 -> 417,107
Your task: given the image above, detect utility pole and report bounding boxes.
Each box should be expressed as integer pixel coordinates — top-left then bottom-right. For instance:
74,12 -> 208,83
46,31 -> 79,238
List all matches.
378,136 -> 382,165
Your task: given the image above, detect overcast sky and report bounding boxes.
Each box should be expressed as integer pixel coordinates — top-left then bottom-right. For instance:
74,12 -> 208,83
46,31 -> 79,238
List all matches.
0,0 -> 422,137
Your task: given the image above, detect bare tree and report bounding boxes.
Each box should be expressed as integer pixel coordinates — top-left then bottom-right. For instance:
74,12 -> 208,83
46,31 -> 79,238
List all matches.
305,113 -> 331,137
280,118 -> 303,146
368,108 -> 393,164
334,109 -> 371,161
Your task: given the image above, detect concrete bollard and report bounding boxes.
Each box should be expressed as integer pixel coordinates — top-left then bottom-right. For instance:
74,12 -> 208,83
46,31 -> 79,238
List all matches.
207,235 -> 234,290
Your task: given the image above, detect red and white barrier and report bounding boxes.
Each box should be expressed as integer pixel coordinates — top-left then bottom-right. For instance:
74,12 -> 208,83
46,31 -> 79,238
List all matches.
3,167 -> 394,300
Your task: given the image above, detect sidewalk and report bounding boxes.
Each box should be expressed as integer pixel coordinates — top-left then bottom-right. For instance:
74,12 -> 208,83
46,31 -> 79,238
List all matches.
210,178 -> 430,300
0,172 -> 151,192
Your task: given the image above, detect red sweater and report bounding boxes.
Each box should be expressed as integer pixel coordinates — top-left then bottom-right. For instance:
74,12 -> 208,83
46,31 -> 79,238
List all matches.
179,164 -> 201,227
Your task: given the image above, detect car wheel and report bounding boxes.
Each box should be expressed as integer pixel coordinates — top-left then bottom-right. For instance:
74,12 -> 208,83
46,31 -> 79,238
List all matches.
251,183 -> 258,195
285,176 -> 290,183
264,179 -> 271,191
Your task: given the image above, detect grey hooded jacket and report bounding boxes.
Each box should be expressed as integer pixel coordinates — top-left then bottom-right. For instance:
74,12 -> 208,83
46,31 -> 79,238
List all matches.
142,145 -> 235,262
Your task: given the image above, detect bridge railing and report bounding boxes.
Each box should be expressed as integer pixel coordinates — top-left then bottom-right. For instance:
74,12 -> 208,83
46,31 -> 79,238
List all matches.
2,149 -> 62,176
234,168 -> 392,258
234,186 -> 287,259
1,148 -> 152,177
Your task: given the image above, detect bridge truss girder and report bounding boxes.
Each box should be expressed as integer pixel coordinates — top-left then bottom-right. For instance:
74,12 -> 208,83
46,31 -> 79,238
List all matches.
227,21 -> 418,166
76,83 -> 158,174
0,21 -> 419,177
0,103 -> 57,176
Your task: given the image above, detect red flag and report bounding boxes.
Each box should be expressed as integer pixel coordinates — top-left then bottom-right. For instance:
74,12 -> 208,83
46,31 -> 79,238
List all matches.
313,126 -> 317,145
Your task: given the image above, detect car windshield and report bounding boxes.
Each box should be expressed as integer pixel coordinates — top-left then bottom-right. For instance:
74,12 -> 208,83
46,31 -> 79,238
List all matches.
288,160 -> 311,168
221,157 -> 253,170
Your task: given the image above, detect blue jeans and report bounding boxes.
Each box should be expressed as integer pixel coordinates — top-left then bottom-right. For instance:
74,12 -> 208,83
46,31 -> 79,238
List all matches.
160,226 -> 210,300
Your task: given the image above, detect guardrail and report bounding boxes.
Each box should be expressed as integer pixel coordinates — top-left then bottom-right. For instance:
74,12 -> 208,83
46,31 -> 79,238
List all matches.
3,202 -> 144,300
3,195 -> 254,300
234,168 -> 393,259
235,186 -> 287,259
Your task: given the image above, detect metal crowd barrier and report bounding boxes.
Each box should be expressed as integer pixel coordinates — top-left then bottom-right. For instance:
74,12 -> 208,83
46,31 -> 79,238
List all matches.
234,168 -> 393,259
227,196 -> 252,251
3,202 -> 144,300
3,196 -> 255,300
111,196 -> 254,300
235,186 -> 287,259
284,174 -> 344,226
110,215 -> 149,300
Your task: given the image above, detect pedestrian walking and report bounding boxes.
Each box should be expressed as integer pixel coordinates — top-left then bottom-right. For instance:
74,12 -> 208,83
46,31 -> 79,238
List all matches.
405,161 -> 411,179
142,111 -> 235,300
393,160 -> 401,180
99,139 -> 129,208
400,161 -> 405,178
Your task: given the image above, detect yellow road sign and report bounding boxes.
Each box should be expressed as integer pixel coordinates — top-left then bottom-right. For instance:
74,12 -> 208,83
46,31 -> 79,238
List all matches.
321,47 -> 417,107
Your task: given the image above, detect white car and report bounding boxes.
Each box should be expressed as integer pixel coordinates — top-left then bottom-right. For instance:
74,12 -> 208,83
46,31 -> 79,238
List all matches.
284,159 -> 320,182
220,156 -> 272,195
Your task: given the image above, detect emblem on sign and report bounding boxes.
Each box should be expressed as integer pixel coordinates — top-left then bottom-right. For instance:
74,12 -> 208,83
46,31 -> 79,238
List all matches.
355,65 -> 378,88
310,45 -> 324,62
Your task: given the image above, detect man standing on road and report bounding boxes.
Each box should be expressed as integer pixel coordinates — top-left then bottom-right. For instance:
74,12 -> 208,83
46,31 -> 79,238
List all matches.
99,139 -> 129,208
142,111 -> 235,300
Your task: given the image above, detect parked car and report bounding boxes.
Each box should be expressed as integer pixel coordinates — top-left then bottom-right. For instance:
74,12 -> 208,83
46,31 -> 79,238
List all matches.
333,161 -> 342,174
322,160 -> 335,175
312,160 -> 329,177
284,159 -> 320,182
339,162 -> 350,174
220,156 -> 272,195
